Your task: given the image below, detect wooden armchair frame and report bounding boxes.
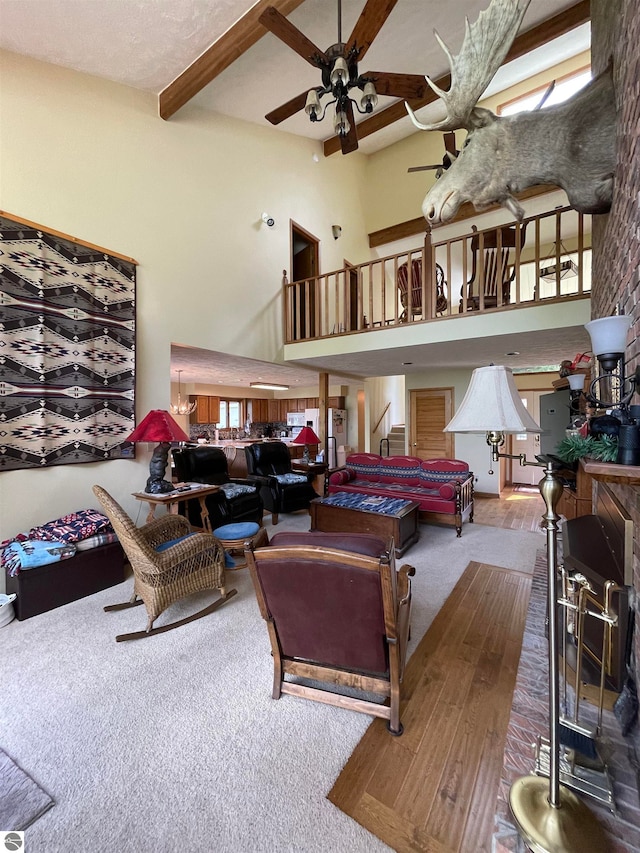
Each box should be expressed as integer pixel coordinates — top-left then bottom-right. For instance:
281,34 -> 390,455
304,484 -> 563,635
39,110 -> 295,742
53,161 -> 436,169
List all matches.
245,533 -> 415,734
461,223 -> 527,311
93,485 -> 236,642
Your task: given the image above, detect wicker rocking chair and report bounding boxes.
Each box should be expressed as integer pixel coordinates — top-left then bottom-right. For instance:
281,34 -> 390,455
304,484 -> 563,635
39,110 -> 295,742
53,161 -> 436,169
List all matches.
93,485 -> 236,642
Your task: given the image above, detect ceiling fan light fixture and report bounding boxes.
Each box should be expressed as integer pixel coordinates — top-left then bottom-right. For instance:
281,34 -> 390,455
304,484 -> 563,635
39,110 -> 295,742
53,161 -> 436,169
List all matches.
304,89 -> 321,121
330,57 -> 349,88
360,81 -> 378,112
334,107 -> 351,136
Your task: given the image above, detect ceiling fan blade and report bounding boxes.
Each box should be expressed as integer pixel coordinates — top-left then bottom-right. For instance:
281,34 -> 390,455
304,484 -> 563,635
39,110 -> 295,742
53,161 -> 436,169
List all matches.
361,71 -> 428,100
265,89 -> 313,125
443,131 -> 458,156
339,100 -> 359,155
346,0 -> 399,61
258,6 -> 328,66
407,164 -> 441,172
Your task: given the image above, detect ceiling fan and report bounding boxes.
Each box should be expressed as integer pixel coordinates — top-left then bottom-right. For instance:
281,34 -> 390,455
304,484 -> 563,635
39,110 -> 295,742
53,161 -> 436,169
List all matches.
259,0 -> 430,155
408,132 -> 459,176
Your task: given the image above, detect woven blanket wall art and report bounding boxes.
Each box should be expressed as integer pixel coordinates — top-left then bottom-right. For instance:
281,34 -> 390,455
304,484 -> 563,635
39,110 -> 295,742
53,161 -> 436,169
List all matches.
0,213 -> 136,470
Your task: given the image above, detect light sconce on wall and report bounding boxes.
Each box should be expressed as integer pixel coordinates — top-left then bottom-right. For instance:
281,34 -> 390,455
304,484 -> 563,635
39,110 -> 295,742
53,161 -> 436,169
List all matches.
261,212 -> 275,227
331,225 -> 342,240
584,314 -> 640,411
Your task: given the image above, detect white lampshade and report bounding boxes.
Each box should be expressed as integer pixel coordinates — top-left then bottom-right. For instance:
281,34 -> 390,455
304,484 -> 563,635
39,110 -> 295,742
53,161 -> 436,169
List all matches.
334,108 -> 351,136
330,57 -> 349,87
444,365 -> 542,434
360,81 -> 378,111
585,315 -> 632,357
304,89 -> 320,117
567,373 -> 586,391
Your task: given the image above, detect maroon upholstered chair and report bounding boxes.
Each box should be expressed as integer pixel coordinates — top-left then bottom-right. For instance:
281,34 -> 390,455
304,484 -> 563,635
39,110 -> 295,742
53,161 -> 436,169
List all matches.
244,531 -> 415,735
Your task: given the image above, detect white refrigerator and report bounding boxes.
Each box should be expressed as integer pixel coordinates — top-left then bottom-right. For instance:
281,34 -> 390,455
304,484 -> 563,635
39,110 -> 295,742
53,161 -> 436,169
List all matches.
304,408 -> 348,468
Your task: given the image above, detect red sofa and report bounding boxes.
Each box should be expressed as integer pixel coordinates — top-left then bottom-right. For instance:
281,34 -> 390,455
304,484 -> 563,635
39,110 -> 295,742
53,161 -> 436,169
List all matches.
328,454 -> 474,536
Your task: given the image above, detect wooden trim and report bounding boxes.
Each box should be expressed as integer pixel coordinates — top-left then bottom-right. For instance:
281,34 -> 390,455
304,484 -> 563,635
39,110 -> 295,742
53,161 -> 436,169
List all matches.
0,209 -> 138,264
159,0 -> 306,120
323,0 -> 590,156
368,185 -> 558,248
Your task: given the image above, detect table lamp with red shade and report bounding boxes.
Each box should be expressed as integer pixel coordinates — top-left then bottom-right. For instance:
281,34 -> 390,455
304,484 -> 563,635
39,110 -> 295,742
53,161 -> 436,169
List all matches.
125,409 -> 190,494
292,425 -> 321,463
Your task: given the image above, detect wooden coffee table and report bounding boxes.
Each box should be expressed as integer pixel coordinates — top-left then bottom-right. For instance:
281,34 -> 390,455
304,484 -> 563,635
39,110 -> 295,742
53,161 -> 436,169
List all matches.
309,494 -> 420,556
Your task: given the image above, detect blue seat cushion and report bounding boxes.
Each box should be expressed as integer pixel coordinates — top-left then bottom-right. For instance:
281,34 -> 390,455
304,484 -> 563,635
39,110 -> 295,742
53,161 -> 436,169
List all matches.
155,533 -> 195,552
156,531 -> 234,568
213,522 -> 260,540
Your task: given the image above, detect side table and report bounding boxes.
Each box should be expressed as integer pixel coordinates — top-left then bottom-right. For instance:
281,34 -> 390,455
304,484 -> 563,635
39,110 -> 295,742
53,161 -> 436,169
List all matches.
132,483 -> 220,533
291,460 -> 328,495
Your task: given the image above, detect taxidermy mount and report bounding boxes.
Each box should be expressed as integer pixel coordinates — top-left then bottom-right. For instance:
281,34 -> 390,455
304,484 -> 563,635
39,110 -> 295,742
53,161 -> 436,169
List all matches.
406,0 -> 616,225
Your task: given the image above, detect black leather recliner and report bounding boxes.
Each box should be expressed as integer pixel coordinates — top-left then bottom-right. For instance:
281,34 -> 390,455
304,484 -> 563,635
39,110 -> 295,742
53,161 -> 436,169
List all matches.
172,446 -> 263,531
244,441 -> 317,525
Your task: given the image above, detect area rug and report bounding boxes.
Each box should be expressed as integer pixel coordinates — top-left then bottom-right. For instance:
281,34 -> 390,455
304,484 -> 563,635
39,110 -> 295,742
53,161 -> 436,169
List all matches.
0,748 -> 54,830
512,484 -> 540,494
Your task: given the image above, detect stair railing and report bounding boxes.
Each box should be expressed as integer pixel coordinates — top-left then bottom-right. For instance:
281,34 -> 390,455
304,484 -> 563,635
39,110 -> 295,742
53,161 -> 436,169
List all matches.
379,437 -> 390,457
373,402 -> 391,434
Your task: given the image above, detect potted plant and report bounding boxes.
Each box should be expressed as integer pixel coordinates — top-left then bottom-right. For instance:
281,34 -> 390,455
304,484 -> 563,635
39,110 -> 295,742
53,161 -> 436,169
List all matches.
554,432 -> 618,464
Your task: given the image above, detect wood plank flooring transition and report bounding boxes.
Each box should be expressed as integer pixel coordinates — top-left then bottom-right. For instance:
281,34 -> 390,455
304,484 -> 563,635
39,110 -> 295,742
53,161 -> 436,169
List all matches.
328,560 -> 533,853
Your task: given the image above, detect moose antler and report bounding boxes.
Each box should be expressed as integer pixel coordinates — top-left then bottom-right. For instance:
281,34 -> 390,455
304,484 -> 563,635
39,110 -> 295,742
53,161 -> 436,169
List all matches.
406,0 -> 530,132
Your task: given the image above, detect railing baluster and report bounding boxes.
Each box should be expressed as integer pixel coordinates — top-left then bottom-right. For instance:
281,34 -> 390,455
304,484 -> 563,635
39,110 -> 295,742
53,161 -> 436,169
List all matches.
282,204 -> 591,342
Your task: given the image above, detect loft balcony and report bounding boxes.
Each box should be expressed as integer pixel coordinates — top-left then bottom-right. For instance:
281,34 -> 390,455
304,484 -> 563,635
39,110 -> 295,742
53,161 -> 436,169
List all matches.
283,206 -> 591,355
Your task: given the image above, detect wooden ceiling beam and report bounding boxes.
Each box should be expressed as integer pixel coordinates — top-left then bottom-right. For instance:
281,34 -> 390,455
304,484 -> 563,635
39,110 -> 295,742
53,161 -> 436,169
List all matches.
323,0 -> 591,156
159,0 -> 306,120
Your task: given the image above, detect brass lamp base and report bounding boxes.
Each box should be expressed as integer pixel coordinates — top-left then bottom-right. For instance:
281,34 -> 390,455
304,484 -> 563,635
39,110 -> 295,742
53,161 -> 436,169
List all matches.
509,775 -> 607,853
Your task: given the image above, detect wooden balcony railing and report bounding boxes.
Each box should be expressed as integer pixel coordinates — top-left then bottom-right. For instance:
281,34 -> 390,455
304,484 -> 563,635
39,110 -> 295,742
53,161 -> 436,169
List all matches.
283,206 -> 591,344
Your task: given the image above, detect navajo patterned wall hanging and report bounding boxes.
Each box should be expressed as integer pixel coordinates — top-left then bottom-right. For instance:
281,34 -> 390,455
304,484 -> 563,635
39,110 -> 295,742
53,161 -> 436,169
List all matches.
0,212 -> 136,471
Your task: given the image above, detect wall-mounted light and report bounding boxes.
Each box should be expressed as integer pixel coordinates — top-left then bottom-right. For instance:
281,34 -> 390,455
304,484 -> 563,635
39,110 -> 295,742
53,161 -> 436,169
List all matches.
584,315 -> 639,410
331,225 -> 342,240
261,212 -> 275,227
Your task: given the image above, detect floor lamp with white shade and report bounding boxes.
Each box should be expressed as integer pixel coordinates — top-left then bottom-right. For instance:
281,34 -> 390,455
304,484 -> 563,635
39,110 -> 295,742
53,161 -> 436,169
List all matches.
444,365 -> 606,853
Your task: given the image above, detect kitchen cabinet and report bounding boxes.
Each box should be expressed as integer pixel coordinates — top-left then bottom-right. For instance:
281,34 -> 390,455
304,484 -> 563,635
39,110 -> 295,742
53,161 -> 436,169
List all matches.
251,399 -> 270,422
328,396 -> 345,409
190,396 -> 220,424
268,399 -> 281,422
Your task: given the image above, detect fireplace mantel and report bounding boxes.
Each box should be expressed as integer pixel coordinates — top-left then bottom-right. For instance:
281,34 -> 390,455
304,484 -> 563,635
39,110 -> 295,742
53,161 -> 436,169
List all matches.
580,458 -> 640,484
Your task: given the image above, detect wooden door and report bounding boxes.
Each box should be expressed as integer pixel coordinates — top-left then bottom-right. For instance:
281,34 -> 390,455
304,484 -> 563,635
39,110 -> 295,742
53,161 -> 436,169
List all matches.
409,388 -> 454,459
508,390 -> 544,485
291,222 -> 319,339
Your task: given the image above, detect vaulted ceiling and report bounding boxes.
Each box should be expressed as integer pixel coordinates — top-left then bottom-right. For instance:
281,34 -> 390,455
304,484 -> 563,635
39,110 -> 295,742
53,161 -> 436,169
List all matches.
0,0 -> 589,154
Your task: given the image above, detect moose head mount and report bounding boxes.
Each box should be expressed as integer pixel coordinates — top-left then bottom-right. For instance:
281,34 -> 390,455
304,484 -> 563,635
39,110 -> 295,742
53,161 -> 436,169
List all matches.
407,0 -> 616,226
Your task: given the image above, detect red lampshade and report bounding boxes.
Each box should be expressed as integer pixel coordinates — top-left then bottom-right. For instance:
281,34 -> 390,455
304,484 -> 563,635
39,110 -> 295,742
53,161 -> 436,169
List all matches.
292,426 -> 321,445
125,409 -> 190,444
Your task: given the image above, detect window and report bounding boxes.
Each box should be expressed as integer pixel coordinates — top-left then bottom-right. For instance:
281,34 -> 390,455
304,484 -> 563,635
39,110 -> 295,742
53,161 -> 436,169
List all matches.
216,399 -> 243,429
498,67 -> 591,117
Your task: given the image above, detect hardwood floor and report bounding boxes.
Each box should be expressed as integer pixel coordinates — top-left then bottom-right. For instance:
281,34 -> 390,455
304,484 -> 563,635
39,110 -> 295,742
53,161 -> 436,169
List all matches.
329,560 -> 533,853
473,485 -> 544,533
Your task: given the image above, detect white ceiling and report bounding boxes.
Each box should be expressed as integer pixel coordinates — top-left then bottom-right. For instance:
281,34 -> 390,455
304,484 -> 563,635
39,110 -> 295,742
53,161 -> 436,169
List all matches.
0,0 -> 592,389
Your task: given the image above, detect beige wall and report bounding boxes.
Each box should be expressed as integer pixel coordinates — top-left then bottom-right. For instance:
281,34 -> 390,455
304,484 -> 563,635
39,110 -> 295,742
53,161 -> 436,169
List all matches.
0,50 -> 374,545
